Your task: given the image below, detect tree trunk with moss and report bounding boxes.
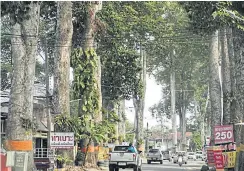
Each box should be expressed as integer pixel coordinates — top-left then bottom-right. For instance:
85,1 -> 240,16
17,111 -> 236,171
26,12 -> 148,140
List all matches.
80,2 -> 102,166
6,2 -> 40,170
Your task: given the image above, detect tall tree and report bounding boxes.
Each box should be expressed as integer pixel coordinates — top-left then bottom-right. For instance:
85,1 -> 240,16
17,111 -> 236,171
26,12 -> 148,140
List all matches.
220,27 -> 231,124
53,1 -> 73,116
52,1 -> 73,165
1,1 -> 40,170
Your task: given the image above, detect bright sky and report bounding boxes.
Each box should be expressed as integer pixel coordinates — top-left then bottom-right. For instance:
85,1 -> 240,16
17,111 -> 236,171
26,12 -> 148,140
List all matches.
125,74 -> 174,129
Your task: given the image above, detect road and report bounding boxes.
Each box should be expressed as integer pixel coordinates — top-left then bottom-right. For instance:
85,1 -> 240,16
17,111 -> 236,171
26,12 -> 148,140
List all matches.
121,160 -> 205,171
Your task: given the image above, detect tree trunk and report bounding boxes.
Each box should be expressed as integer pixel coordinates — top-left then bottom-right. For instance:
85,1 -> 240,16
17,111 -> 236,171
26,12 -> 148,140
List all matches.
233,28 -> 244,171
140,49 -> 147,139
82,2 -> 102,123
134,44 -> 146,147
170,50 -> 177,151
182,91 -> 187,151
118,100 -> 125,140
53,1 -> 73,165
53,1 -> 73,115
220,27 -> 231,125
6,2 -> 40,170
226,27 -> 236,123
209,30 -> 221,145
81,2 -> 102,166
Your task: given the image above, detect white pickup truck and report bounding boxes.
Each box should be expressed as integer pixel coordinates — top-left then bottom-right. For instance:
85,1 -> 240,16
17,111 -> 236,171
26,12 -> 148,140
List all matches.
109,145 -> 142,171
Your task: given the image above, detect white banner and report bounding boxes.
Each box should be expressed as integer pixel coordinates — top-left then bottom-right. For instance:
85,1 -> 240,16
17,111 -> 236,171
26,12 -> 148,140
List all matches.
50,132 -> 74,149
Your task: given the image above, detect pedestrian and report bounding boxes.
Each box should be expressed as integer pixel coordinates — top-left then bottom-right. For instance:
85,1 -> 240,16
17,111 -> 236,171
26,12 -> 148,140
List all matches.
200,165 -> 210,171
127,143 -> 136,153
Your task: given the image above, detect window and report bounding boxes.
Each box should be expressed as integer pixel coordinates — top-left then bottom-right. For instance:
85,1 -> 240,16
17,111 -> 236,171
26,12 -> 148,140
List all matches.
149,149 -> 159,153
114,146 -> 129,151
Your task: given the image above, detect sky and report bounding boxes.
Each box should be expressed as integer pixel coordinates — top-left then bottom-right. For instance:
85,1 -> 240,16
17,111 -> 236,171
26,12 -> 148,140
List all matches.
124,74 -> 175,129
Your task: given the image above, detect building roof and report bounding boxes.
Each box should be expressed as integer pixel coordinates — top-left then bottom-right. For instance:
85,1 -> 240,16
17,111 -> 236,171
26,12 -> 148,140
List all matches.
1,84 -> 48,132
1,83 -> 46,104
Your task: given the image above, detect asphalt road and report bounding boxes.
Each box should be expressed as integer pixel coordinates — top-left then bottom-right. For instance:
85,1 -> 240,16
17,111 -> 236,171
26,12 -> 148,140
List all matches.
121,160 -> 205,171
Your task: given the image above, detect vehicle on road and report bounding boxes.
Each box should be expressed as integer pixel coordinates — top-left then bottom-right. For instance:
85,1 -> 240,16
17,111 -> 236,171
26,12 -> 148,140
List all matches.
109,145 -> 142,171
195,151 -> 205,161
178,155 -> 183,167
172,151 -> 187,164
187,152 -> 196,160
162,150 -> 171,161
147,148 -> 163,164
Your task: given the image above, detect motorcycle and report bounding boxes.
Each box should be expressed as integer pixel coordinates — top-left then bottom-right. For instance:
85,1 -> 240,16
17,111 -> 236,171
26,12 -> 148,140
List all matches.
178,156 -> 183,167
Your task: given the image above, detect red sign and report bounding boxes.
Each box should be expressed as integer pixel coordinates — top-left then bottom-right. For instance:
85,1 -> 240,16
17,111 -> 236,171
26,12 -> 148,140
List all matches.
207,147 -> 215,166
214,125 -> 234,144
214,150 -> 224,169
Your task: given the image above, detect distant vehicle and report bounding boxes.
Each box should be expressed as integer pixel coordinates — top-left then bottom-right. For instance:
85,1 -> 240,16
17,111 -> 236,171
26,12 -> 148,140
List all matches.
195,151 -> 205,161
147,149 -> 163,164
109,145 -> 142,171
187,152 -> 196,161
162,150 -> 171,161
178,155 -> 183,167
172,151 -> 187,164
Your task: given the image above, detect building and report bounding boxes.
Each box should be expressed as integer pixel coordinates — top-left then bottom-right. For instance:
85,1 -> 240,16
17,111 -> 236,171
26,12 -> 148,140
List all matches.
149,131 -> 193,151
0,83 -> 53,150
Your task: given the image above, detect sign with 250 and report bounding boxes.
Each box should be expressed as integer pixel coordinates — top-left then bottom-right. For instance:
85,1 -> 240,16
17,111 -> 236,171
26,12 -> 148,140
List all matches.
214,125 -> 234,144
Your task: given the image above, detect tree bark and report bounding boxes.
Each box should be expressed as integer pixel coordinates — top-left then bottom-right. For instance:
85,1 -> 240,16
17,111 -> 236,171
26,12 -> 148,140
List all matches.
53,1 -> 73,116
82,2 -> 102,123
233,28 -> 244,171
53,1 -> 73,165
6,2 -> 40,170
80,2 -> 102,166
226,27 -> 236,123
209,30 -> 221,145
220,27 -> 231,125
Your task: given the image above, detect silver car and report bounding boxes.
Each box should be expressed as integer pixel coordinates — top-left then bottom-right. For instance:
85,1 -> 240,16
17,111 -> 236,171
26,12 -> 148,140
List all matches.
187,152 -> 196,160
147,149 -> 163,164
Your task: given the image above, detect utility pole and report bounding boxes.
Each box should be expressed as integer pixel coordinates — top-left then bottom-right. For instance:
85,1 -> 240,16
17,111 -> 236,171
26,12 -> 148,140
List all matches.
170,49 -> 177,152
45,37 -> 51,149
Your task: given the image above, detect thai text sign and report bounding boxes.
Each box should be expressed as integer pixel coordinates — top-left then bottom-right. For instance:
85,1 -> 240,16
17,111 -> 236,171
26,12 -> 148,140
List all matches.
223,151 -> 236,168
213,149 -> 224,170
214,125 -> 234,144
207,147 -> 215,166
50,132 -> 74,149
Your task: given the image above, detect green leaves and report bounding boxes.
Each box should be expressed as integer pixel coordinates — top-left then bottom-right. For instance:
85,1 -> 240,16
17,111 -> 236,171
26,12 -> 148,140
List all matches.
71,48 -> 99,116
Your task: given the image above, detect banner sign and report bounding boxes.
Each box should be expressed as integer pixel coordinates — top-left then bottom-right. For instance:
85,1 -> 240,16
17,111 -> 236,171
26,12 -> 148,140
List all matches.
207,147 -> 215,166
213,148 -> 224,170
50,132 -> 74,149
98,147 -> 109,161
223,151 -> 236,168
214,125 -> 234,144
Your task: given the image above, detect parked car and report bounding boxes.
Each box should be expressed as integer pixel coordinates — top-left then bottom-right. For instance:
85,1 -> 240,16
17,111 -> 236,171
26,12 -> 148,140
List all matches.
187,152 -> 196,160
195,151 -> 205,161
109,145 -> 142,171
162,150 -> 171,161
172,151 -> 187,164
147,149 -> 163,164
